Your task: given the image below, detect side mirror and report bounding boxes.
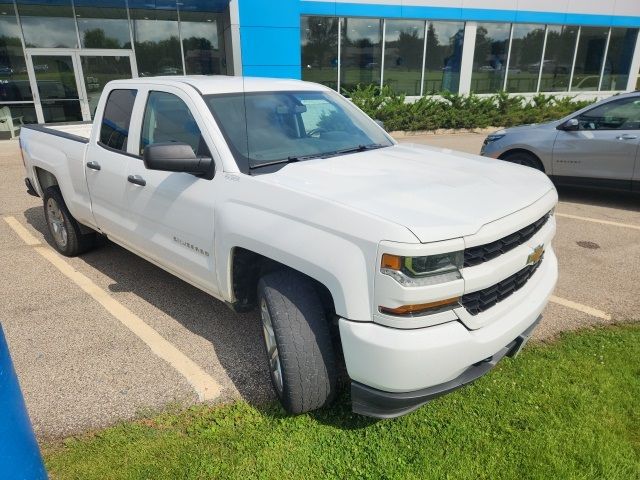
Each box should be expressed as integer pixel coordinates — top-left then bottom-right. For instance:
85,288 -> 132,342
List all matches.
558,118 -> 579,131
374,119 -> 385,130
143,142 -> 212,175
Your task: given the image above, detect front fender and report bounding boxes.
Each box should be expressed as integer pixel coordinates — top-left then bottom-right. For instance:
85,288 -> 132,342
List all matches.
215,200 -> 379,321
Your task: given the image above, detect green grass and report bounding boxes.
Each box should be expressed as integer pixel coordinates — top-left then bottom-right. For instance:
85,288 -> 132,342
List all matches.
44,325 -> 640,480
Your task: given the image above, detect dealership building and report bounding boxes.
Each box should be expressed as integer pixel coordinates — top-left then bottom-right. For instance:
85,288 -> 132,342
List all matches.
1,0 -> 639,134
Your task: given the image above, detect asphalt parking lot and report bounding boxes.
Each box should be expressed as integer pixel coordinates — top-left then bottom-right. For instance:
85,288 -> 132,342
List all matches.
1,134 -> 639,439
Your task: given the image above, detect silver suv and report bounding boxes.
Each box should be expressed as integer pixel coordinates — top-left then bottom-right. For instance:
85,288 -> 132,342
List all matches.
481,92 -> 640,192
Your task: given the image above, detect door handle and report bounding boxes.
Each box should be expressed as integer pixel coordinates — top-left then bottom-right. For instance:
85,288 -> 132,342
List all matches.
616,134 -> 637,140
127,175 -> 146,187
86,161 -> 101,171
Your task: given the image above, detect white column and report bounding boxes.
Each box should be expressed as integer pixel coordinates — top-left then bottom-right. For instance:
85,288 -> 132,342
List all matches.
458,22 -> 477,95
224,0 -> 243,76
626,31 -> 640,91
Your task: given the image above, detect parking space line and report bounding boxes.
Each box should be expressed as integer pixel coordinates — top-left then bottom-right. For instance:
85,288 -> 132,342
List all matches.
549,295 -> 611,320
3,216 -> 41,246
3,216 -> 221,402
555,213 -> 640,231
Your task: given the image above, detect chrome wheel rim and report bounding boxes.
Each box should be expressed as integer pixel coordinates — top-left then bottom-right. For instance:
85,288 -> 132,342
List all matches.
261,298 -> 283,395
46,198 -> 67,248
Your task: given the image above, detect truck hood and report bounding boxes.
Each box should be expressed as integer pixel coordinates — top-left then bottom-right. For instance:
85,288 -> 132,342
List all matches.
257,143 -> 555,243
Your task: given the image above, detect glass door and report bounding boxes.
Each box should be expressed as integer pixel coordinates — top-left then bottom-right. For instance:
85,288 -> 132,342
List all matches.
27,53 -> 84,123
79,54 -> 134,118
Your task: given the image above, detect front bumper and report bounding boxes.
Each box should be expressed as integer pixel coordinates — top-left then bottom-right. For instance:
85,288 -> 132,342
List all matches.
340,247 -> 557,418
351,316 -> 540,418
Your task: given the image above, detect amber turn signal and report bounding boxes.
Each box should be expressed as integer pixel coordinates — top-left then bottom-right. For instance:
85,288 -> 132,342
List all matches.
381,253 -> 402,270
379,297 -> 460,317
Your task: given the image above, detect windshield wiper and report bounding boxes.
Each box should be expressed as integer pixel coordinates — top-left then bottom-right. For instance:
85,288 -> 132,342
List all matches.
320,143 -> 388,158
250,153 -> 326,169
250,144 -> 389,170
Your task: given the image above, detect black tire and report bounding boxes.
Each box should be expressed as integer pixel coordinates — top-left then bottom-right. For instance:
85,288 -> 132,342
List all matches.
43,186 -> 96,257
501,151 -> 544,171
258,269 -> 337,414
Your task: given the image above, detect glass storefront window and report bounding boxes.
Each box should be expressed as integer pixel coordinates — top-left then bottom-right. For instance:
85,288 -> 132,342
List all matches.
424,21 -> 464,94
572,26 -> 608,91
16,0 -> 78,48
506,24 -> 546,93
74,0 -> 132,49
540,25 -> 578,92
601,28 -> 639,91
383,19 -> 424,95
340,17 -> 382,92
301,16 -> 339,89
129,1 -> 182,76
471,23 -> 511,93
81,55 -> 132,117
180,10 -> 226,75
0,0 -> 33,102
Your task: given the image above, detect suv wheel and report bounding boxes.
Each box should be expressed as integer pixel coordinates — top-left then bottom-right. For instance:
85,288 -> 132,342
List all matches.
501,151 -> 544,171
258,269 -> 337,414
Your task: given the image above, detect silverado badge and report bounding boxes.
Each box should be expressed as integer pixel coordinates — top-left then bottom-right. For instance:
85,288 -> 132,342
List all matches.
527,244 -> 544,266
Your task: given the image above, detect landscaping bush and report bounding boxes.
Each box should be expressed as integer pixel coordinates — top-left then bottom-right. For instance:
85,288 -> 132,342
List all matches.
346,84 -> 595,132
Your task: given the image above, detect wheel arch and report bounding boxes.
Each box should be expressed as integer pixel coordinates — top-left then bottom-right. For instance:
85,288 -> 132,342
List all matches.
33,166 -> 59,194
228,246 -> 338,321
499,148 -> 546,172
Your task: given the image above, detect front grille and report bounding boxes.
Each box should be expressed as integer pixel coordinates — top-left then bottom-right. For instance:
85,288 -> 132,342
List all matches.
464,212 -> 550,268
461,257 -> 543,316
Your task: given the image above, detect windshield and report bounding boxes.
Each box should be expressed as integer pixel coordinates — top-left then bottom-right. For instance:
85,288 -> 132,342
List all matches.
204,90 -> 393,169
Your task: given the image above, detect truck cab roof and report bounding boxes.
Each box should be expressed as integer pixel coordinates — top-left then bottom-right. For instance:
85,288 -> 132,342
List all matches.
108,75 -> 330,95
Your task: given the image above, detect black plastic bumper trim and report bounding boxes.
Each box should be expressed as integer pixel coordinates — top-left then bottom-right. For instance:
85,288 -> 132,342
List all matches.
351,315 -> 542,419
25,177 -> 39,197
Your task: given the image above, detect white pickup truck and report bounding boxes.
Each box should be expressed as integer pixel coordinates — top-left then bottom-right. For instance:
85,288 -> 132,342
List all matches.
20,76 -> 558,418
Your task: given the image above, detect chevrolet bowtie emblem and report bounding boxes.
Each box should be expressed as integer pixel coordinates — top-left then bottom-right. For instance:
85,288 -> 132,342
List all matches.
527,244 -> 544,266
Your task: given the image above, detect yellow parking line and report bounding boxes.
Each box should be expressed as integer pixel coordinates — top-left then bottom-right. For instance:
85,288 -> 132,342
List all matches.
555,212 -> 640,231
3,216 -> 41,245
549,295 -> 611,321
3,216 -> 221,402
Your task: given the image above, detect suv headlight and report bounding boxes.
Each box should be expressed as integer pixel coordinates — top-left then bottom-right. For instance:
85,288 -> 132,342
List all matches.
484,132 -> 506,144
381,251 -> 463,287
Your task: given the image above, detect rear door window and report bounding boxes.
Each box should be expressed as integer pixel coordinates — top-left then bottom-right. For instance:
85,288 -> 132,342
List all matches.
99,89 -> 137,151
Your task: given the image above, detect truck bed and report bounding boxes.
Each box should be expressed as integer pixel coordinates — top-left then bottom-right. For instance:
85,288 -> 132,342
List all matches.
23,122 -> 92,143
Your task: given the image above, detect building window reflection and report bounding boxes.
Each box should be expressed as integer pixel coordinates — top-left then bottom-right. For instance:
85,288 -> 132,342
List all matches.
129,1 -> 183,76
424,21 -> 464,94
180,10 -> 226,75
572,26 -> 609,91
506,24 -> 546,93
16,0 -> 78,48
340,17 -> 383,92
471,22 -> 511,93
383,19 -> 424,96
74,0 -> 132,49
301,16 -> 339,90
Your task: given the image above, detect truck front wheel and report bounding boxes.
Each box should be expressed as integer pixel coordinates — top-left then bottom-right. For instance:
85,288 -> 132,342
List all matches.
257,269 -> 337,414
43,187 -> 96,257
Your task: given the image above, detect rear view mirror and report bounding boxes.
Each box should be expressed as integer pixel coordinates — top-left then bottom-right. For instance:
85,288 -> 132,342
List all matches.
374,119 -> 385,130
143,143 -> 212,175
558,118 -> 579,131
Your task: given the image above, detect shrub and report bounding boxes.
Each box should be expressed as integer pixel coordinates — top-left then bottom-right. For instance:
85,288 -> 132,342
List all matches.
345,85 -> 595,132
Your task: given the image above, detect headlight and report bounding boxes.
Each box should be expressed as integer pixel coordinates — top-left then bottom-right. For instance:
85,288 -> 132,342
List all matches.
484,132 -> 506,144
381,251 -> 463,287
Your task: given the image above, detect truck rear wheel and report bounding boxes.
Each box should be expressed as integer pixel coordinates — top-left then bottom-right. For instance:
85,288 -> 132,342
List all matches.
43,187 -> 96,257
257,269 -> 337,414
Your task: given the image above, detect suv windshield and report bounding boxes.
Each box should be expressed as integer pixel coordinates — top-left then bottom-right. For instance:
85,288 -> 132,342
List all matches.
204,90 -> 393,169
